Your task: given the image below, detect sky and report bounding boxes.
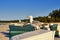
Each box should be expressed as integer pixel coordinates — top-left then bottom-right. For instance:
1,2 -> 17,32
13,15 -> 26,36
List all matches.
0,0 -> 60,20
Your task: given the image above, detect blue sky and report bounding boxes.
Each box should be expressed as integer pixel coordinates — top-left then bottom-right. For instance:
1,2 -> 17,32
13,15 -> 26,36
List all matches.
0,0 -> 60,20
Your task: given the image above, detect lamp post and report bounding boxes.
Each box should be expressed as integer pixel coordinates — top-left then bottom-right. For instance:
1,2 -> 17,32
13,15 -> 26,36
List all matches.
48,16 -> 51,23
48,16 -> 51,30
48,16 -> 56,36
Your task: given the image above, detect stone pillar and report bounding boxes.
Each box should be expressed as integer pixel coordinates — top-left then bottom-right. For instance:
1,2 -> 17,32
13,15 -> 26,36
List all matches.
27,16 -> 33,24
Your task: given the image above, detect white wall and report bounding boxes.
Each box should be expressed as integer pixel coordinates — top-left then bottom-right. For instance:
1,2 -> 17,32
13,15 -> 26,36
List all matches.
12,30 -> 54,40
21,31 -> 54,40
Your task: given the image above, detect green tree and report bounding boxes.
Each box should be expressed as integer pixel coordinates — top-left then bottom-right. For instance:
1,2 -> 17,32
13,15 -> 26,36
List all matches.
49,9 -> 60,18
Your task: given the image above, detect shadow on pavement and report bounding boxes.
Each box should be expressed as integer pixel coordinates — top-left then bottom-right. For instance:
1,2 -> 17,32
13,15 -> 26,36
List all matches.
1,32 -> 10,38
55,36 -> 60,38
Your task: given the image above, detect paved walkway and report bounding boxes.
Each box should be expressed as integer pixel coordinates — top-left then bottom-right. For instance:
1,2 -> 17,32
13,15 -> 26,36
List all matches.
0,24 -> 9,40
54,37 -> 60,40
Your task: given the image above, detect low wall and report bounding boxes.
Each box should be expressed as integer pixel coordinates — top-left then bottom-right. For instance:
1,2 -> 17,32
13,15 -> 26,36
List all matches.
11,29 -> 54,40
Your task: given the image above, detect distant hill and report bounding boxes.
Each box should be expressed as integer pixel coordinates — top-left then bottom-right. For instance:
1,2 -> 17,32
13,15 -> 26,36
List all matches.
0,20 -> 19,23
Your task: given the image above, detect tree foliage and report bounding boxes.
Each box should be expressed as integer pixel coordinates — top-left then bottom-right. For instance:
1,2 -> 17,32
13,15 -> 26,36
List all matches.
49,9 -> 60,17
